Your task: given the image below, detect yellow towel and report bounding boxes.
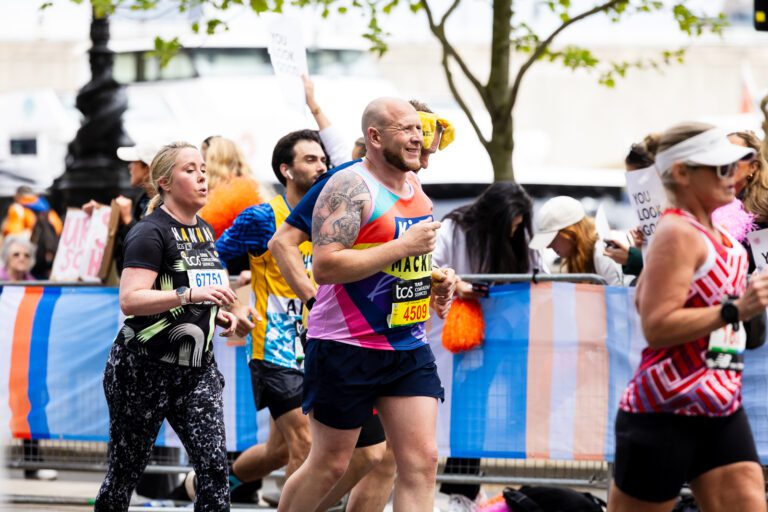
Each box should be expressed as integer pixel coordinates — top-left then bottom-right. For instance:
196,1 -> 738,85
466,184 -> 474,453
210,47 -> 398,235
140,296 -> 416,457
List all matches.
417,111 -> 455,151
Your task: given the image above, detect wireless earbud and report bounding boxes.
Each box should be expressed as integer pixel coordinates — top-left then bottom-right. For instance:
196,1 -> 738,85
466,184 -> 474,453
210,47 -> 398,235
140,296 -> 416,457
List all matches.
286,170 -> 294,180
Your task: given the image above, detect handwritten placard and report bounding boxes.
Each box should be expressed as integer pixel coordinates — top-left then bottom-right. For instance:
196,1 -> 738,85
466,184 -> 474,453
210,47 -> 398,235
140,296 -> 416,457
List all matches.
625,166 -> 667,252
79,203 -> 118,283
747,228 -> 768,273
50,208 -> 90,282
268,17 -> 308,112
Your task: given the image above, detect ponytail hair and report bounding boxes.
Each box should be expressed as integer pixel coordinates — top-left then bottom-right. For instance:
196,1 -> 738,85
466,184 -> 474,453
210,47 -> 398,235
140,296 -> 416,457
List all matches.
145,141 -> 197,214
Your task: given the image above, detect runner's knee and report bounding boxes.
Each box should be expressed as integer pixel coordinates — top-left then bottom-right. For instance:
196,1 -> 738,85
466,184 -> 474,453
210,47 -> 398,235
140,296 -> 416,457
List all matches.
354,442 -> 387,470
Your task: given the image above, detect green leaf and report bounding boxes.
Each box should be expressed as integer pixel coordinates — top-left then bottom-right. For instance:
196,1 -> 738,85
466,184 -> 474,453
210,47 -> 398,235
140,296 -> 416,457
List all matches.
91,0 -> 117,18
39,2 -> 53,10
383,0 -> 399,15
250,0 -> 269,13
205,18 -> 226,34
150,36 -> 182,68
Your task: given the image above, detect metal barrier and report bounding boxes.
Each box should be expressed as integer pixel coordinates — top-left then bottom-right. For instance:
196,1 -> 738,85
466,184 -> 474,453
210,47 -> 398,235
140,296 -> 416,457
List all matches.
5,438 -> 608,489
3,273 -> 616,500
460,272 -> 610,286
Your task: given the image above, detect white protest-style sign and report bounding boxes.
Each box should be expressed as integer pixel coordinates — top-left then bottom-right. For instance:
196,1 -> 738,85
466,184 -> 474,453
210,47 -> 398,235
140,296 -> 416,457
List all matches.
50,208 -> 90,282
79,204 -> 113,283
625,165 -> 666,251
268,17 -> 308,112
595,203 -> 611,242
747,228 -> 768,273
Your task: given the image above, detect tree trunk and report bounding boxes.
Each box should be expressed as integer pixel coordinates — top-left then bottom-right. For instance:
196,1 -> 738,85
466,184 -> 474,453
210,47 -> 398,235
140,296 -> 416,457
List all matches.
488,115 -> 514,182
487,0 -> 514,182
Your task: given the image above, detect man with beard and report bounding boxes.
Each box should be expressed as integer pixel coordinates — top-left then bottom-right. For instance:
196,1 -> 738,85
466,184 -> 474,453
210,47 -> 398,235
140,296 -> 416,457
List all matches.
276,98 -> 457,512
184,130 -> 328,503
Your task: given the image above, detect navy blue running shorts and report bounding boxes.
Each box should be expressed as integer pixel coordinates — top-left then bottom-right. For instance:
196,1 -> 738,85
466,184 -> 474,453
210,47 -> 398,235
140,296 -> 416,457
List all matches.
302,339 -> 445,430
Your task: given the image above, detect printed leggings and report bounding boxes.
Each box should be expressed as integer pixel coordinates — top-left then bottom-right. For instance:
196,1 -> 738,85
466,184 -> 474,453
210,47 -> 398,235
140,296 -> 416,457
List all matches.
94,344 -> 230,511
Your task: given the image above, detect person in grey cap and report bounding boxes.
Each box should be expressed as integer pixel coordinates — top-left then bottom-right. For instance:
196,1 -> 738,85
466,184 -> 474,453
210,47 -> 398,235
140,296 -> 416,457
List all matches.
82,142 -> 161,274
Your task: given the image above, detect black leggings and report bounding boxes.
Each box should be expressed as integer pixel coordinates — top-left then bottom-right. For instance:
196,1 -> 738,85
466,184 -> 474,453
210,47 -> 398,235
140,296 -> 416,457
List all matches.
94,344 -> 230,511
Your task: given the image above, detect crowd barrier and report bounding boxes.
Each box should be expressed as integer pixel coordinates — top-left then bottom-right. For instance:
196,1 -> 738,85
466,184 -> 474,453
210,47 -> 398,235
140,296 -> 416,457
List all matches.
3,280 -> 768,473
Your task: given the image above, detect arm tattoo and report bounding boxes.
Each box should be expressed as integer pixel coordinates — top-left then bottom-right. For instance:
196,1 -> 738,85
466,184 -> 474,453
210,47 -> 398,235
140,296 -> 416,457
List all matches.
312,171 -> 370,248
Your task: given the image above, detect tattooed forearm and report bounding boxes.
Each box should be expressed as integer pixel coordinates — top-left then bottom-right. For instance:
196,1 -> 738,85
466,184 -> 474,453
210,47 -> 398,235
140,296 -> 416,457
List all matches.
312,171 -> 370,248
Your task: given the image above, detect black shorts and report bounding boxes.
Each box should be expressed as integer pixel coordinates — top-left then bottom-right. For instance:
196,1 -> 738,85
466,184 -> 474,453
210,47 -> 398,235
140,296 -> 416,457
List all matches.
302,340 -> 444,430
249,359 -> 303,420
356,413 -> 386,448
613,408 -> 759,502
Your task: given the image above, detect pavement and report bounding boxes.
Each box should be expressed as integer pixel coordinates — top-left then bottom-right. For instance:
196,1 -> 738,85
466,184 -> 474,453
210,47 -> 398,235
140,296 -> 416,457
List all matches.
0,469 -> 466,512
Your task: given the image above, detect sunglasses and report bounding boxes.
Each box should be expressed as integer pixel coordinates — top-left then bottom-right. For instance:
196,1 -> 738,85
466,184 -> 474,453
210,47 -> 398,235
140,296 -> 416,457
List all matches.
11,252 -> 31,258
685,153 -> 755,179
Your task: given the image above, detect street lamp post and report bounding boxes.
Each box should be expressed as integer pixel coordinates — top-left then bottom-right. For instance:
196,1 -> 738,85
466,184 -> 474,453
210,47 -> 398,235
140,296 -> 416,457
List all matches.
52,10 -> 133,212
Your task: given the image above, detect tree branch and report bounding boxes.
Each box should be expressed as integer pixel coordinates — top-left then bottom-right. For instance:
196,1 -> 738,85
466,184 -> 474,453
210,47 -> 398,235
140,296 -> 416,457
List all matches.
440,47 -> 489,148
422,0 -> 492,111
506,0 -> 626,117
439,0 -> 461,26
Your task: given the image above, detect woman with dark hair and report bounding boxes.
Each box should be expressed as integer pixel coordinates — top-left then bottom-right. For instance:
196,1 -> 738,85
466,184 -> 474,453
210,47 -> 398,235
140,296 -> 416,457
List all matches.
434,182 -> 539,507
437,182 -> 540,298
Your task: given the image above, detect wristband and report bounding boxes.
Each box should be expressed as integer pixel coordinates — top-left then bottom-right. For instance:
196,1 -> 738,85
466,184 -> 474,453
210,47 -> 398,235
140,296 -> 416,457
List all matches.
306,297 -> 316,311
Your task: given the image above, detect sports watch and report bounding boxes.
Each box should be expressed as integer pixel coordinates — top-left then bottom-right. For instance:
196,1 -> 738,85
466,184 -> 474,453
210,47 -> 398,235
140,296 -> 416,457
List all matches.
176,286 -> 190,306
720,298 -> 739,325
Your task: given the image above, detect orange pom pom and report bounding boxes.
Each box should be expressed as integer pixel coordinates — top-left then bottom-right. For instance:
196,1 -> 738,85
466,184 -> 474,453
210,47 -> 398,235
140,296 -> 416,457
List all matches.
442,297 -> 484,354
199,176 -> 264,238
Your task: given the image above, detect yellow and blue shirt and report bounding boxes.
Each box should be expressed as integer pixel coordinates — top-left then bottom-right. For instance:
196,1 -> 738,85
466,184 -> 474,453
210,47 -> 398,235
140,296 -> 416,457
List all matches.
216,195 -> 312,369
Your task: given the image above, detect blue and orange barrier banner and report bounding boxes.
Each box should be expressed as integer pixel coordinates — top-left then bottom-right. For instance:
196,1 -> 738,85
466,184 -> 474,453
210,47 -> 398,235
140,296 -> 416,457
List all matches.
3,282 -> 768,462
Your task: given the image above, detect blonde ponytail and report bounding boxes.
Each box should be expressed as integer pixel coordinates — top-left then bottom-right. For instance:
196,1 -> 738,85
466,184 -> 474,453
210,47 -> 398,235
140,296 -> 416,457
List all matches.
145,141 -> 197,214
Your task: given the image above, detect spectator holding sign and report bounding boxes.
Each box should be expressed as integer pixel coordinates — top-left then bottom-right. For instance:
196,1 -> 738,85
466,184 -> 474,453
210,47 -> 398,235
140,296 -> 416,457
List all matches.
603,136 -> 661,278
94,142 -> 238,512
610,122 -> 768,512
83,141 -> 159,276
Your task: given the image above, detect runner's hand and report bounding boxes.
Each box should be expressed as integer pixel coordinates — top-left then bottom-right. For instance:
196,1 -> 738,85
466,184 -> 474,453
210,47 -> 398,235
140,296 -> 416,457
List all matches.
235,270 -> 251,288
229,303 -> 260,338
431,267 -> 456,319
190,285 -> 237,307
399,219 -> 441,257
216,310 -> 238,337
736,271 -> 768,321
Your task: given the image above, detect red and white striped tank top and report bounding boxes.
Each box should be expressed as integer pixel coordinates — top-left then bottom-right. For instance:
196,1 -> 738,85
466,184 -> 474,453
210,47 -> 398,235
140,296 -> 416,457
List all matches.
619,208 -> 749,417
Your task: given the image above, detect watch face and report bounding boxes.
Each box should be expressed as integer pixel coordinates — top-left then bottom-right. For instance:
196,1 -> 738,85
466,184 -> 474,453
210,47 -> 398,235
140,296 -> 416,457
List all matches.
722,302 -> 738,323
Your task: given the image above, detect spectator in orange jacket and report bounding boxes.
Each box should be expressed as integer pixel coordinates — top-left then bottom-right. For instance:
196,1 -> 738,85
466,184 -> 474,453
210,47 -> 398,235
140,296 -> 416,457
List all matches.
1,186 -> 63,279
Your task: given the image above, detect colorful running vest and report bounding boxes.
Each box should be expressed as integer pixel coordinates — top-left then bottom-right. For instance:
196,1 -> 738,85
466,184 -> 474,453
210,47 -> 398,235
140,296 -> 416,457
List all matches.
308,162 -> 434,350
248,195 -> 313,368
619,209 -> 749,417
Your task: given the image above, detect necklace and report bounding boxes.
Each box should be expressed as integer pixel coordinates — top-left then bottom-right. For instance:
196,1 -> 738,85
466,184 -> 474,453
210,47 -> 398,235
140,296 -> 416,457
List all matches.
161,204 -> 195,225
